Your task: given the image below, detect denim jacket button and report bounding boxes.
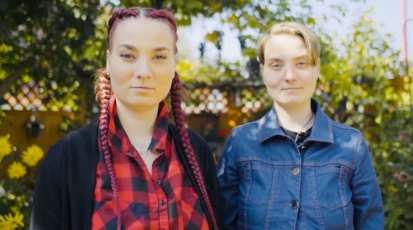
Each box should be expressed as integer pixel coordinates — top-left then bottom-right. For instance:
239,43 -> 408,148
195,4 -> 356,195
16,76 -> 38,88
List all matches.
291,201 -> 299,208
292,168 -> 300,175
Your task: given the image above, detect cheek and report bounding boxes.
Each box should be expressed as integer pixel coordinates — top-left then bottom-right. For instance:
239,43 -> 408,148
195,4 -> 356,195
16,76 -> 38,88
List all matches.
156,64 -> 175,90
109,68 -> 133,95
263,69 -> 281,87
110,59 -> 134,81
302,71 -> 318,84
110,72 -> 131,91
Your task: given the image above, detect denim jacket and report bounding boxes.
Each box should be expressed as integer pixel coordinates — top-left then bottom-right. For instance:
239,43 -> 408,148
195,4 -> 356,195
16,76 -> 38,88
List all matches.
217,99 -> 384,230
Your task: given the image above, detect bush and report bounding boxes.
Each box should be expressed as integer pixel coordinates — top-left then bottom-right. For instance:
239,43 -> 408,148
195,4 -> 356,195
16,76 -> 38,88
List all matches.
0,134 -> 44,230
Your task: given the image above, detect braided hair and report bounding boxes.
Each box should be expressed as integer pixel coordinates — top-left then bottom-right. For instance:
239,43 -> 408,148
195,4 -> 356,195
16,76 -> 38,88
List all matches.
93,7 -> 218,230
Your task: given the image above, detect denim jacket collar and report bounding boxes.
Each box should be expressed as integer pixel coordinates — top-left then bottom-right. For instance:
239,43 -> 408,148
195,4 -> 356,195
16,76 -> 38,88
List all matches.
258,98 -> 334,144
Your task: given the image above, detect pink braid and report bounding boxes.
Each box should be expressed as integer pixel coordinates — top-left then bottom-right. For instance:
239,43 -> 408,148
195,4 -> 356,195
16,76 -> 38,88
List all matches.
170,72 -> 219,230
98,73 -> 121,230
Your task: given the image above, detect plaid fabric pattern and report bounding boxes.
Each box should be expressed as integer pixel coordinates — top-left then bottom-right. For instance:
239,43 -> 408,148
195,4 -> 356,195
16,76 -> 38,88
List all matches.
91,96 -> 208,230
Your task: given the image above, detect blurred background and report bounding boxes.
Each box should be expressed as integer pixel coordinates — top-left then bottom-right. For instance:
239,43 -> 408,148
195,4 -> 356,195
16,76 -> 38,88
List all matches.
0,0 -> 412,229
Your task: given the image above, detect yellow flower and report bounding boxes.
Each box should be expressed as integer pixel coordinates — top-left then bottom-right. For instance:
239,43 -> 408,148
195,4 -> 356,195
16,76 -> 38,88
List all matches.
0,134 -> 13,160
10,206 -> 20,214
0,212 -> 24,230
22,145 -> 45,167
7,162 -> 27,179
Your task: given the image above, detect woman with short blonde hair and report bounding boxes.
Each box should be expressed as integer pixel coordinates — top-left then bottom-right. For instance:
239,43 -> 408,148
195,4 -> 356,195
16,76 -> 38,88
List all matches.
218,21 -> 383,230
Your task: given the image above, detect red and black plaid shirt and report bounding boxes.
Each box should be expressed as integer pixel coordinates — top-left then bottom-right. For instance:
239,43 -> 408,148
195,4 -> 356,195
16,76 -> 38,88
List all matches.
92,96 -> 208,230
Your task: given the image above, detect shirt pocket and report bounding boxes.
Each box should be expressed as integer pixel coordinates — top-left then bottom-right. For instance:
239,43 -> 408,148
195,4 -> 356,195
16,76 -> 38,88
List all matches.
244,161 -> 280,205
314,164 -> 349,210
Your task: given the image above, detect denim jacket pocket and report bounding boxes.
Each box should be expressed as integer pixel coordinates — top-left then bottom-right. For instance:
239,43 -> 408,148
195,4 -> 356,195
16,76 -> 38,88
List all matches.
245,161 -> 280,205
315,164 -> 348,210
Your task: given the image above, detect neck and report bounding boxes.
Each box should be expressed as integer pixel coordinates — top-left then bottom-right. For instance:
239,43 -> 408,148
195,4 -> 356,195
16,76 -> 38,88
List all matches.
116,99 -> 159,145
274,100 -> 314,133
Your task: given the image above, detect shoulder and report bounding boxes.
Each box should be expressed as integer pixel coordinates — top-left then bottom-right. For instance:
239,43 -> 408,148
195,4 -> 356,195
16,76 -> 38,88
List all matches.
330,120 -> 369,161
224,120 -> 260,145
331,120 -> 364,138
186,128 -> 208,146
168,123 -> 209,148
230,119 -> 260,137
169,124 -> 214,163
42,119 -> 99,167
41,137 -> 67,169
65,119 -> 99,142
234,119 -> 260,131
186,128 -> 213,160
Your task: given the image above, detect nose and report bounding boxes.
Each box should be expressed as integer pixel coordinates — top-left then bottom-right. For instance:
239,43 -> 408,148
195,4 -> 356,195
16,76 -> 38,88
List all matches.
134,57 -> 151,79
285,65 -> 296,82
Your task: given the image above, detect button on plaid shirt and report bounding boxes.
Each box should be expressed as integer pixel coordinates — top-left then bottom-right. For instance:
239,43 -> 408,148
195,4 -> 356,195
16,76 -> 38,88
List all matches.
92,96 -> 208,230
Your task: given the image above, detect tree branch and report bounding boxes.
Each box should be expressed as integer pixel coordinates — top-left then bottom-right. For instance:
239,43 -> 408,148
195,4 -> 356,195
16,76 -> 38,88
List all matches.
0,61 -> 28,99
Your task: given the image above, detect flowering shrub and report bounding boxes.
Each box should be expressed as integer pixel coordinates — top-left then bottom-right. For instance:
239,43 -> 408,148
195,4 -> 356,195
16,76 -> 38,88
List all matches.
0,134 -> 45,230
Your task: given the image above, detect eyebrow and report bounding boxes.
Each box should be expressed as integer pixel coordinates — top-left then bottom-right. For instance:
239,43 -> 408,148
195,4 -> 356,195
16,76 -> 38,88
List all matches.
267,55 -> 309,62
118,44 -> 136,50
153,47 -> 170,52
117,44 -> 170,52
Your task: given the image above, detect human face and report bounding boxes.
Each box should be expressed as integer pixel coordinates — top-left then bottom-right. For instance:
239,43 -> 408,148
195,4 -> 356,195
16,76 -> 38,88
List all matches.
107,17 -> 176,110
261,34 -> 320,108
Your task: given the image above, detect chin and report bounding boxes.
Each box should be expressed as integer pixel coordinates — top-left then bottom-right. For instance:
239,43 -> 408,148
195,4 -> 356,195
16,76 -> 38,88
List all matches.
120,97 -> 158,109
276,99 -> 305,107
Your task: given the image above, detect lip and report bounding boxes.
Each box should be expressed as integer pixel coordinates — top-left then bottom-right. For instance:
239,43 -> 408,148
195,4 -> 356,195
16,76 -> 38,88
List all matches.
282,87 -> 301,91
131,86 -> 154,92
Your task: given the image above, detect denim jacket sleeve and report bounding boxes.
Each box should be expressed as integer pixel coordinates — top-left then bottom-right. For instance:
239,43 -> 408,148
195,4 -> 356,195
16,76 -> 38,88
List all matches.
217,130 -> 239,230
351,137 -> 384,229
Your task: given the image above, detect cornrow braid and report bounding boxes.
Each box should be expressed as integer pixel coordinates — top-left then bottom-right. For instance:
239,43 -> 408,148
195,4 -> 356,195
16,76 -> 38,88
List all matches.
169,72 -> 219,230
107,9 -> 138,46
97,72 -> 121,230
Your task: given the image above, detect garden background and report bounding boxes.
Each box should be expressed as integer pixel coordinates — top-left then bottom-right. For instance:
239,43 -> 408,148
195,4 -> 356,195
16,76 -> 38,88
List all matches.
0,0 -> 412,229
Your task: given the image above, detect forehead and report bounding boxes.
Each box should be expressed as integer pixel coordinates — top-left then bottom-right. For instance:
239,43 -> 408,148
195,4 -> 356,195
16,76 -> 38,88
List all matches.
111,17 -> 175,49
264,34 -> 308,58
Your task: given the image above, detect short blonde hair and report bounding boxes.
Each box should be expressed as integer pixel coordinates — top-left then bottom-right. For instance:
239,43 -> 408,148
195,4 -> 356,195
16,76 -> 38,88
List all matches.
258,22 -> 320,65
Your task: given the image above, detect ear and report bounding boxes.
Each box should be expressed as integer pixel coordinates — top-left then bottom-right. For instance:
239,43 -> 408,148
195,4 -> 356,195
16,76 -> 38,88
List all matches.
316,58 -> 321,81
106,50 -> 111,73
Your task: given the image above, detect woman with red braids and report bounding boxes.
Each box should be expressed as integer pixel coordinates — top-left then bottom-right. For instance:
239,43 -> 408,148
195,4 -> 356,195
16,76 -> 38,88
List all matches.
31,7 -> 223,230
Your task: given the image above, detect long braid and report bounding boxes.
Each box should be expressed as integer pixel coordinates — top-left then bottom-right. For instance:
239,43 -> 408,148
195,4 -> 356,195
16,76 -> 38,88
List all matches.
97,71 -> 121,230
94,9 -> 139,230
95,7 -> 218,230
170,72 -> 219,230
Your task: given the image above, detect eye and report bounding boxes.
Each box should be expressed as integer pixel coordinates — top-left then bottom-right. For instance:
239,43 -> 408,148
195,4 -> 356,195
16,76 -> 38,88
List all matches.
120,53 -> 133,59
154,54 -> 166,60
271,63 -> 282,68
297,61 -> 307,66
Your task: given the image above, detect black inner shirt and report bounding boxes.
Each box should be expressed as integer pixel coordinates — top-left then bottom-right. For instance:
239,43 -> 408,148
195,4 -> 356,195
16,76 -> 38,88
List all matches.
281,127 -> 313,153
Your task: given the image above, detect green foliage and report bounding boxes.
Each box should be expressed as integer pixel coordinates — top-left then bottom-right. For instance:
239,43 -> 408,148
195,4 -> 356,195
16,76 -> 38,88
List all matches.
0,0 -> 410,228
323,11 -> 413,229
0,0 -> 102,104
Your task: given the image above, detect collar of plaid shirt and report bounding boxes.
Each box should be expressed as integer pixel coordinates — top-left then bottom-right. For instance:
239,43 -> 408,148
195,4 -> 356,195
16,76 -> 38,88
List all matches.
92,95 -> 208,230
108,95 -> 169,155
